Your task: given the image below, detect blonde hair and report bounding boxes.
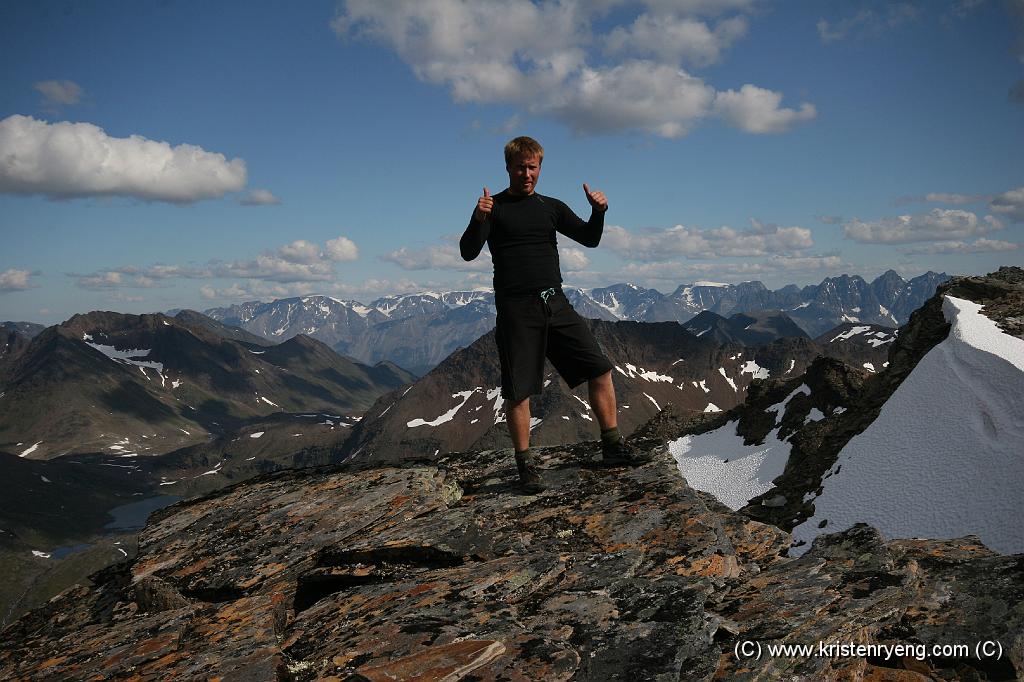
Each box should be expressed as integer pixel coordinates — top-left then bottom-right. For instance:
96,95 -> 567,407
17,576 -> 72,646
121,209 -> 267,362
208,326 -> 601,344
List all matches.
504,136 -> 544,165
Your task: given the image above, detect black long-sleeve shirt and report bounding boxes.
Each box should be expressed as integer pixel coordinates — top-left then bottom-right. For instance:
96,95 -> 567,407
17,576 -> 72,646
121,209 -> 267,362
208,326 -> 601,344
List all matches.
459,190 -> 604,297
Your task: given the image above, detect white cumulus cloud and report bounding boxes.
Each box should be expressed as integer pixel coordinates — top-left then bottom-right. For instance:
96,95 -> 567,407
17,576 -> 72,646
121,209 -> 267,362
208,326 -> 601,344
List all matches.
925,192 -> 987,204
198,281 -> 321,303
901,239 -> 1020,255
278,240 -> 324,265
74,271 -> 124,290
842,209 -> 1003,244
603,219 -> 814,261
0,115 -> 247,203
381,244 -> 491,272
327,278 -> 442,300
606,13 -> 748,68
326,236 -> 359,262
241,189 -> 281,205
73,236 -> 360,291
215,254 -> 335,283
34,80 -> 84,106
71,265 -> 212,290
120,264 -> 208,280
333,1 -> 815,138
0,269 -> 35,292
223,237 -> 361,279
617,254 -> 845,285
990,186 -> 1024,222
551,60 -> 716,138
559,247 -> 590,271
713,84 -> 817,134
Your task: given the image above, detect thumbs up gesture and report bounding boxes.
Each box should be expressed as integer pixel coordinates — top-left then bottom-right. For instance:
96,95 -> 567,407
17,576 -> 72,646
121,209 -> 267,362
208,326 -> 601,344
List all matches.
473,187 -> 493,222
583,183 -> 608,212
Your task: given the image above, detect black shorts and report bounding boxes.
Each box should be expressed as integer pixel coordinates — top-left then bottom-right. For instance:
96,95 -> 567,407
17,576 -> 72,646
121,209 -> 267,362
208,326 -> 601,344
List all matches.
494,289 -> 614,402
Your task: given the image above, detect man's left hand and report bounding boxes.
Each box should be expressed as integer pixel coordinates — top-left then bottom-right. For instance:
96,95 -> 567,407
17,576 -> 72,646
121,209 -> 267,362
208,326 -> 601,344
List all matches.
583,183 -> 608,212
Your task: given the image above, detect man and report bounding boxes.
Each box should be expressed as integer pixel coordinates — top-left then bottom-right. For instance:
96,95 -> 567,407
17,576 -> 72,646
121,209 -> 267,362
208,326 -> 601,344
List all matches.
460,136 -> 649,493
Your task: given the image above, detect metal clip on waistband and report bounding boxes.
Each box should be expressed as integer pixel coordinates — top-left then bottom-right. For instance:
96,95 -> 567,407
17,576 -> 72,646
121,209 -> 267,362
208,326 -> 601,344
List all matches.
539,287 -> 557,302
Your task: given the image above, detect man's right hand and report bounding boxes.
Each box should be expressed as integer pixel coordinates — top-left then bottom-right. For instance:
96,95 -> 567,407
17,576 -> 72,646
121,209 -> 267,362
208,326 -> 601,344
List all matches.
473,187 -> 493,222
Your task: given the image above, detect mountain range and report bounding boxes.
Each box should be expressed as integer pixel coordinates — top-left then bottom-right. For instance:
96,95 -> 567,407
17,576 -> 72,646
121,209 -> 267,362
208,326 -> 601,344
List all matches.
0,301 -> 889,624
201,270 -> 946,374
2,268 -> 1020,680
1,321 -> 46,339
646,266 -> 1024,557
680,309 -> 810,346
3,266 -> 1010,657
341,314 -> 894,464
0,310 -> 412,460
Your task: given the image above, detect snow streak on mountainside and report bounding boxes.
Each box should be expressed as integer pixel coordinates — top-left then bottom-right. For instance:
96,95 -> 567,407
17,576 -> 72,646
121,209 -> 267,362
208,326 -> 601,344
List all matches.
669,384 -> 815,511
790,296 -> 1024,555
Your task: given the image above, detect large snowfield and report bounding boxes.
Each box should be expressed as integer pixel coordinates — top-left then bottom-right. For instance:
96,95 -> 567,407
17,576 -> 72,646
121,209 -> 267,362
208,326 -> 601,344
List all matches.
669,426 -> 792,511
791,296 -> 1024,555
671,295 -> 1024,556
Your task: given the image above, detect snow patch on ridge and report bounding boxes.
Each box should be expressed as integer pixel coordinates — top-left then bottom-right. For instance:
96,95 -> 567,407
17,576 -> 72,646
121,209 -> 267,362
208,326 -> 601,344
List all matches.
718,367 -> 737,392
670,424 -> 792,510
487,387 -> 505,424
764,384 -> 810,426
740,360 -> 769,379
86,342 -> 165,381
791,295 -> 1024,556
617,363 -> 673,382
830,325 -> 872,342
805,408 -> 825,423
20,441 -> 42,457
408,390 -> 475,428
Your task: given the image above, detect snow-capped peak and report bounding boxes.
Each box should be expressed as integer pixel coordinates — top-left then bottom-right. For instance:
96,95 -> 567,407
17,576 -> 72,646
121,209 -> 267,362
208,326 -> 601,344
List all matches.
791,295 -> 1024,556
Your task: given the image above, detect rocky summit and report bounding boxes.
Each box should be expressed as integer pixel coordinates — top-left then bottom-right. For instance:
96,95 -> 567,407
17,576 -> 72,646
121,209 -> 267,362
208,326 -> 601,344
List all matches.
2,441 -> 1020,680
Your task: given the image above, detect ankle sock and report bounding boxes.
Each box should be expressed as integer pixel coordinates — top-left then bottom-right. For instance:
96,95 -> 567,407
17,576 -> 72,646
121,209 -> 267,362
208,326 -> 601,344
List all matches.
600,427 -> 621,445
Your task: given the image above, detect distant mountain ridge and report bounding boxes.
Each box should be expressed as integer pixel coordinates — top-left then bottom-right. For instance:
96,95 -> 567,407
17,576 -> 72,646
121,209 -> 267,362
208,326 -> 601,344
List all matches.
1,322 -> 46,339
0,311 -> 413,460
681,309 -> 810,346
202,271 -> 947,373
341,316 -> 893,464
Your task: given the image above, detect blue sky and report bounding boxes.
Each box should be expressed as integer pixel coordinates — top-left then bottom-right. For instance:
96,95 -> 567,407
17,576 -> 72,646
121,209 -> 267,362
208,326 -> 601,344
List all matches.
2,0 -> 1022,324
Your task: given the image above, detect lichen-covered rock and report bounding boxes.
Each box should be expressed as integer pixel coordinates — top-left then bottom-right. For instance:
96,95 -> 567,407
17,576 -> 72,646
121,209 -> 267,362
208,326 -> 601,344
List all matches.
707,525 -> 1024,680
1,442 -> 1020,680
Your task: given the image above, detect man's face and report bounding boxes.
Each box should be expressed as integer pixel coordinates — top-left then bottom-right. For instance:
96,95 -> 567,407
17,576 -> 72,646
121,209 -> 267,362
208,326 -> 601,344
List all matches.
506,153 -> 541,196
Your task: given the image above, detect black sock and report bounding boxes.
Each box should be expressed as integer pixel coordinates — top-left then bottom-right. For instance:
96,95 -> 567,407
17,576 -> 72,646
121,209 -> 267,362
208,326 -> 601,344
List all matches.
600,427 -> 621,445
